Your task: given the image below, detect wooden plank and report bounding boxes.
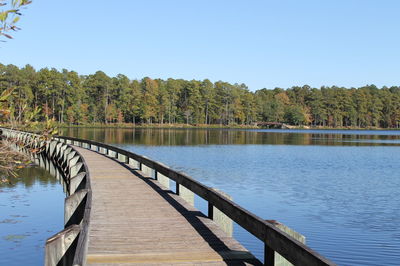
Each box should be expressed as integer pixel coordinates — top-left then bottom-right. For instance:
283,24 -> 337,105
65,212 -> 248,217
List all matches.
87,250 -> 256,264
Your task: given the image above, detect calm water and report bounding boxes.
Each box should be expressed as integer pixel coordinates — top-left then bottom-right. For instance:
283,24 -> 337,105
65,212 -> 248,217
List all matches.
0,163 -> 64,265
62,128 -> 400,265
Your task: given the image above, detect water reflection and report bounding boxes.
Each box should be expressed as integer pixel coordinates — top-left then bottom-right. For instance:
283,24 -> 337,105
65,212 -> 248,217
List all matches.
1,166 -> 58,189
0,151 -> 65,265
2,146 -> 69,193
61,128 -> 400,146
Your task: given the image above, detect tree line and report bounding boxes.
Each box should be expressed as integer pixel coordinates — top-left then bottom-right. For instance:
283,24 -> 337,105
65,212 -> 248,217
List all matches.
1,63 -> 400,128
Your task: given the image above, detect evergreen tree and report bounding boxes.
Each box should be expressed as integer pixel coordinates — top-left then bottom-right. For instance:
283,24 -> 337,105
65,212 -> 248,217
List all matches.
0,64 -> 399,128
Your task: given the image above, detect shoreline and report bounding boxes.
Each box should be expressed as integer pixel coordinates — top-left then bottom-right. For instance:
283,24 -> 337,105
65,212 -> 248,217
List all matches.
54,123 -> 400,131
2,122 -> 400,131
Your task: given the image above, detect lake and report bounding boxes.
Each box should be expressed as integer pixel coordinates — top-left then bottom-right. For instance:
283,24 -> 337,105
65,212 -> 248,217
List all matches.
61,128 -> 400,265
0,165 -> 64,265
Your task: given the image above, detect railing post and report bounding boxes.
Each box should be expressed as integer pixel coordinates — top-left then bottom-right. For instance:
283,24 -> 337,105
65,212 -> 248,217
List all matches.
208,202 -> 214,219
70,162 -> 83,177
45,225 -> 80,266
210,189 -> 233,236
70,172 -> 87,194
118,153 -> 127,163
65,189 -> 88,227
178,184 -> 194,206
141,164 -> 152,177
153,162 -> 170,189
157,172 -> 170,189
265,220 -> 306,266
265,243 -> 275,266
128,158 -> 139,169
108,149 -> 116,158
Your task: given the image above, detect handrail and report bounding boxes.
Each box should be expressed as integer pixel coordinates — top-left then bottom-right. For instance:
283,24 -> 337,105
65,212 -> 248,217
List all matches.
0,128 -> 92,266
54,135 -> 336,266
71,149 -> 91,266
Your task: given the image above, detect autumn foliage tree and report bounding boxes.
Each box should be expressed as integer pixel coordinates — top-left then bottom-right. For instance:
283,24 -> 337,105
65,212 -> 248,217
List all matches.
1,63 -> 400,128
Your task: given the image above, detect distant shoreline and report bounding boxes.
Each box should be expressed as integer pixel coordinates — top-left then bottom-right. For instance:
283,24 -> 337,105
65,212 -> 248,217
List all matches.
56,123 -> 400,131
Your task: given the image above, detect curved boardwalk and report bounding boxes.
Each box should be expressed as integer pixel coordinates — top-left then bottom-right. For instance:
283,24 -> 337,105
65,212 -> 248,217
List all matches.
75,147 -> 261,266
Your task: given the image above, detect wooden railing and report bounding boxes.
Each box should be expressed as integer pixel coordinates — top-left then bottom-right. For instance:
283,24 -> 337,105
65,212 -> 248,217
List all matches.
0,128 -> 92,266
52,135 -> 336,266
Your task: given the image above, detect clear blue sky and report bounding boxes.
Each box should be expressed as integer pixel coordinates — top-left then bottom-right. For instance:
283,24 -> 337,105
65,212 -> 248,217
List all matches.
1,0 -> 399,91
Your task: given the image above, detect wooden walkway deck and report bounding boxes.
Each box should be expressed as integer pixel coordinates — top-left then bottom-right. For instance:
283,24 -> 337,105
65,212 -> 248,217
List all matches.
74,147 -> 261,266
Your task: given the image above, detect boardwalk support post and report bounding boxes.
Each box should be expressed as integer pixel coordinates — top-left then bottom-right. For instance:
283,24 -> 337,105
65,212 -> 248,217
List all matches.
210,188 -> 233,236
128,158 -> 139,169
45,225 -> 80,266
208,202 -> 214,219
265,244 -> 275,266
265,220 -> 307,266
70,172 -> 87,194
118,153 -> 127,163
108,149 -> 116,158
157,172 -> 170,189
65,189 -> 88,227
178,184 -> 194,206
70,162 -> 84,177
142,163 -> 152,177
90,144 -> 98,151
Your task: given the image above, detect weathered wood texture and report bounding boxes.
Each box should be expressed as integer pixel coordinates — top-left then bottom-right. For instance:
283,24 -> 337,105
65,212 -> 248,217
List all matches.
74,147 -> 261,265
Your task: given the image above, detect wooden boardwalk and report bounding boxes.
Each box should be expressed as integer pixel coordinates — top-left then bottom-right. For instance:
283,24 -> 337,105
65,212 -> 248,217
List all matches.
74,147 -> 261,266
